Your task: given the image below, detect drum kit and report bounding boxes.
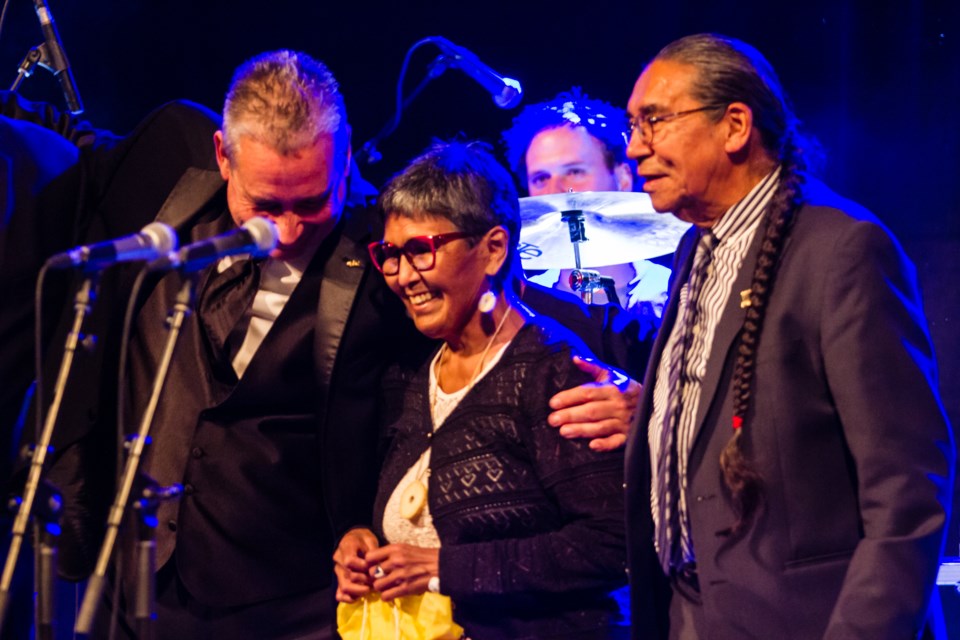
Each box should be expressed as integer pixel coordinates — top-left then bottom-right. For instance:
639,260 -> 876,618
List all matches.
518,191 -> 691,304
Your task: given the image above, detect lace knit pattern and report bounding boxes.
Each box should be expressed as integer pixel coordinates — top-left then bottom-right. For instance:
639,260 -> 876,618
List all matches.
375,319 -> 628,639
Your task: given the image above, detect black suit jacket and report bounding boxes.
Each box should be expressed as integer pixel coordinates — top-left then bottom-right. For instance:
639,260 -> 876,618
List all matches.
122,189 -> 421,606
625,179 -> 954,639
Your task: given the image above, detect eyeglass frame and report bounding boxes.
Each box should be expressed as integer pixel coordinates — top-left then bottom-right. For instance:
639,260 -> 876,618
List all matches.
367,231 -> 478,275
627,104 -> 727,145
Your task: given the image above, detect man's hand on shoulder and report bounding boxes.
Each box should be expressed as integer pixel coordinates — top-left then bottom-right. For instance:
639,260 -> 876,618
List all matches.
548,356 -> 641,451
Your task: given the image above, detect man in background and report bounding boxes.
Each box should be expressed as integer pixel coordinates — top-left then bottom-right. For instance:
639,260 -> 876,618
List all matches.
503,88 -> 671,321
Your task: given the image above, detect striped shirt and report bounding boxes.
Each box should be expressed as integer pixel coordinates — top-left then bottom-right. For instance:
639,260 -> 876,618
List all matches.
648,168 -> 780,563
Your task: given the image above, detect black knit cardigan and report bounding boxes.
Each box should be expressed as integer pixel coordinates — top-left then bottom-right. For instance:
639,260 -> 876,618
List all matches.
374,318 -> 629,639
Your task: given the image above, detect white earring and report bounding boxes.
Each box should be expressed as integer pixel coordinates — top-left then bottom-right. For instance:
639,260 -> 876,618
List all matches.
478,290 -> 497,314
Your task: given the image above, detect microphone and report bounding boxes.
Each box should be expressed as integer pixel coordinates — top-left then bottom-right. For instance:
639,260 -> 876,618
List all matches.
32,0 -> 83,114
156,217 -> 278,272
46,222 -> 177,269
430,36 -> 522,109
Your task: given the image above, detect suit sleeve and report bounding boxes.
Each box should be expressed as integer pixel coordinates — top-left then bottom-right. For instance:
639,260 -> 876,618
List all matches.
820,219 -> 954,638
0,117 -> 80,496
0,90 -> 117,148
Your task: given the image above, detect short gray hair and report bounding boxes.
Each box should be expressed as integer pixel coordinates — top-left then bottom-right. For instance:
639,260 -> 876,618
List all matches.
222,50 -> 346,159
379,141 -> 520,289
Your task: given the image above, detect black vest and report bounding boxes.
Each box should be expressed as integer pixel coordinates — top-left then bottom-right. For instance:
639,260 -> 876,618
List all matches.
174,239 -> 335,607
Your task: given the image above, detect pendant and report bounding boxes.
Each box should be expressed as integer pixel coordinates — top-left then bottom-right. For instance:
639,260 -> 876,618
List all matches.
399,480 -> 427,521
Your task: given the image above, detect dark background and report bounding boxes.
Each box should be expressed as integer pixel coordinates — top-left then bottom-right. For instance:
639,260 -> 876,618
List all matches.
2,0 -> 958,551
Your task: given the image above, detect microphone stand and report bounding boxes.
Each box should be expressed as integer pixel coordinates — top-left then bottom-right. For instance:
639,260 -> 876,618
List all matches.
32,481 -> 62,640
0,272 -> 98,636
8,42 -> 81,114
600,279 -> 622,308
74,276 -> 192,636
131,475 -> 180,640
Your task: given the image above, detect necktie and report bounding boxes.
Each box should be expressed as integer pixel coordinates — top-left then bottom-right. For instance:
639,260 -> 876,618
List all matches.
196,257 -> 261,370
656,230 -> 716,574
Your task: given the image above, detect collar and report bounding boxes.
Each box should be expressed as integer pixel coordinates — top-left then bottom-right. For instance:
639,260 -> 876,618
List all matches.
710,166 -> 781,245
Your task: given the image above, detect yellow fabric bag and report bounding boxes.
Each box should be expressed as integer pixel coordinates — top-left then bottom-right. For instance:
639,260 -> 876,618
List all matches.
337,592 -> 465,640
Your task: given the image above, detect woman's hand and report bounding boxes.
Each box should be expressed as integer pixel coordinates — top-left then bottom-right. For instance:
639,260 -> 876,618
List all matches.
363,543 -> 440,602
333,528 -> 380,603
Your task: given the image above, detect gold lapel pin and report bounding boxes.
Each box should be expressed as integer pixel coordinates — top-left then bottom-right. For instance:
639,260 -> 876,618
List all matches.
739,289 -> 752,309
344,258 -> 363,268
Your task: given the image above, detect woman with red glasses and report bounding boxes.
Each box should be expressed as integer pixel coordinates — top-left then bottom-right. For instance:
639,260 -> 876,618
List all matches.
333,141 -> 631,639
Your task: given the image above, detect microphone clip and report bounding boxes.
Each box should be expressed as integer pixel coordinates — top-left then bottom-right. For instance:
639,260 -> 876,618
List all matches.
10,0 -> 84,114
12,47 -> 43,86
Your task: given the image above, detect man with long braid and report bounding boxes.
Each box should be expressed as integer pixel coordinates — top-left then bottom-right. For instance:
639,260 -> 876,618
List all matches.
622,34 -> 954,639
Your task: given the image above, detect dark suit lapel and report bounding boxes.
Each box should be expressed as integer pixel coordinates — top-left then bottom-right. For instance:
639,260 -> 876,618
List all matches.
225,256 -> 321,398
624,225 -> 698,608
151,167 -> 235,368
313,225 -> 368,413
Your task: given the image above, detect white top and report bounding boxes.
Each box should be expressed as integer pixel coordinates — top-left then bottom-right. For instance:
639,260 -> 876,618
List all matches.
221,249 -> 313,379
382,341 -> 511,548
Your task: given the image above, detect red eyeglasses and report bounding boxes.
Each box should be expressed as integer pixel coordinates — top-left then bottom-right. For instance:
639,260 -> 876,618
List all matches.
367,232 -> 477,275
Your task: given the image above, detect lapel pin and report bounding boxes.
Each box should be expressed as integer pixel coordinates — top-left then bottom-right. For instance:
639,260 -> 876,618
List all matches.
344,258 -> 363,268
740,289 -> 752,309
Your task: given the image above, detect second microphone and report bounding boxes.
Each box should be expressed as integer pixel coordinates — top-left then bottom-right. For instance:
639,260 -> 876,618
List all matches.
152,217 -> 279,272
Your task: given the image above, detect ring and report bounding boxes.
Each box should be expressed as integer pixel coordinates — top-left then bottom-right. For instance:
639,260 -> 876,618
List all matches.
373,565 -> 385,579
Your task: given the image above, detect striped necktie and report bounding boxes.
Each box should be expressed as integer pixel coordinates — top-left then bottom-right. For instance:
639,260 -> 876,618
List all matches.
656,229 -> 716,574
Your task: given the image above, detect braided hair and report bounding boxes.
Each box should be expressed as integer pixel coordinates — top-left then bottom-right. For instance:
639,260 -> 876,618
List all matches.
655,34 -> 821,536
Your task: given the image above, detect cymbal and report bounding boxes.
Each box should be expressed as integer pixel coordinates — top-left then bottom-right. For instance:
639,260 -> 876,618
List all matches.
518,191 -> 691,269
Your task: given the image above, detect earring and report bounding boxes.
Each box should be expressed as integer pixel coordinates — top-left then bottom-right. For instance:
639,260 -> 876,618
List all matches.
478,290 -> 497,313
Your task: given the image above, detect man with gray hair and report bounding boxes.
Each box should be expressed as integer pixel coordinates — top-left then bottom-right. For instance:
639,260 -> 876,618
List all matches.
18,49 -> 406,639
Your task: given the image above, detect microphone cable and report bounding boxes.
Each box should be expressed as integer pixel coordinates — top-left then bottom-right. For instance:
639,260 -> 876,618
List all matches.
0,0 -> 11,45
357,37 -> 433,165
